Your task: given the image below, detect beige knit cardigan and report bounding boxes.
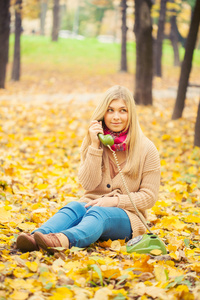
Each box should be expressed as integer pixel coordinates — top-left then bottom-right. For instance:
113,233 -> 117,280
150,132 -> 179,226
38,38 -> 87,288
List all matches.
78,135 -> 160,238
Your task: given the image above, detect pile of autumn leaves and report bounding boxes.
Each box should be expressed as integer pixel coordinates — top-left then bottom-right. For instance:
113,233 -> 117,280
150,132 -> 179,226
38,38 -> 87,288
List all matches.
0,97 -> 200,300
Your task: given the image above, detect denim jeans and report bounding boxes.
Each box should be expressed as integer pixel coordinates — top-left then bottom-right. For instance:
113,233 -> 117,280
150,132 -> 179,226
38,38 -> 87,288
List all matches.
33,201 -> 132,248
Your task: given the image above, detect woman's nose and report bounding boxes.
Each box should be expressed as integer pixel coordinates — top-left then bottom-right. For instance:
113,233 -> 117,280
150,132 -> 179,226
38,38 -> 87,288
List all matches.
113,112 -> 120,119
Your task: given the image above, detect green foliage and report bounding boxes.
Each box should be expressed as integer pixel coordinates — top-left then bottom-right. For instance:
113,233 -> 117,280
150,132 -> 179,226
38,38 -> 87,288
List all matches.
60,0 -> 114,37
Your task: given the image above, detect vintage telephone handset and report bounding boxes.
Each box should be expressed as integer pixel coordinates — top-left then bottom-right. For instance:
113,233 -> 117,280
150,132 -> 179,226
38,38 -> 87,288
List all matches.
98,133 -> 167,255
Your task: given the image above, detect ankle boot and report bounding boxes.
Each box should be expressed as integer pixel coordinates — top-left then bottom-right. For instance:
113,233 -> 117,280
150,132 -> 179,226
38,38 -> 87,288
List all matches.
16,233 -> 39,252
34,232 -> 63,254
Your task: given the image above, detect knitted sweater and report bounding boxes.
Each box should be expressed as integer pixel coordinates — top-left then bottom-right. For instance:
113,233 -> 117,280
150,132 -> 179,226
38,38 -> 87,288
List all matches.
78,135 -> 160,238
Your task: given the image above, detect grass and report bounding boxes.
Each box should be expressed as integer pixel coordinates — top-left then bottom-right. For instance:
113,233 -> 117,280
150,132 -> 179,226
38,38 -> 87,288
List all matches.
5,34 -> 200,94
9,34 -> 200,73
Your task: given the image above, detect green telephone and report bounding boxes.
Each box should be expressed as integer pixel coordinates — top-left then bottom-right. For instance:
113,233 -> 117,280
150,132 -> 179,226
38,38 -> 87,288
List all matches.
98,133 -> 167,255
98,133 -> 114,146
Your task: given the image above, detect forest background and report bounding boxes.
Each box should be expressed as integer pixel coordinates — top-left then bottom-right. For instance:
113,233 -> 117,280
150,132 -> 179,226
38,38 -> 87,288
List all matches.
0,0 -> 200,299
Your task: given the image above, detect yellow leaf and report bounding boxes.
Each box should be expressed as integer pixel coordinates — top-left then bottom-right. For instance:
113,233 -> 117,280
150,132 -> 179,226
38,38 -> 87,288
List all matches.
0,263 -> 5,271
36,183 -> 49,190
189,263 -> 200,272
184,215 -> 200,223
17,222 -> 36,231
154,265 -> 168,282
110,240 -> 121,251
93,287 -> 112,299
103,268 -> 121,279
26,261 -> 38,272
98,239 -> 112,248
10,290 -> 29,300
0,207 -> 12,223
13,267 -> 28,279
162,134 -> 171,141
169,252 -> 179,260
49,287 -> 73,300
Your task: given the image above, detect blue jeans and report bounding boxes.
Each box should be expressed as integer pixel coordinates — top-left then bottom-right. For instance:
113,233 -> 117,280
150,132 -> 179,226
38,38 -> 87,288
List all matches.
33,201 -> 132,248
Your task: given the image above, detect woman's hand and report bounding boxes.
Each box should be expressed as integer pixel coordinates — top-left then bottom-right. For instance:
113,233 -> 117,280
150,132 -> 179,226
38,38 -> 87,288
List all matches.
85,197 -> 119,208
89,120 -> 103,148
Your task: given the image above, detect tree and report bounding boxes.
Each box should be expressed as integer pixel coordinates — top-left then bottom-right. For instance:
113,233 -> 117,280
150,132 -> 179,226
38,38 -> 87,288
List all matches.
120,0 -> 128,72
168,0 -> 181,66
0,0 -> 10,89
12,0 -> 22,81
194,101 -> 200,147
169,13 -> 180,66
134,0 -> 153,105
154,0 -> 167,77
52,0 -> 60,41
40,0 -> 49,35
172,0 -> 200,120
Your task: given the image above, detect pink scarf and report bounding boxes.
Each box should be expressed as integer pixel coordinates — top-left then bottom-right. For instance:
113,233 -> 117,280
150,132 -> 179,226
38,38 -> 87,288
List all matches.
103,126 -> 128,151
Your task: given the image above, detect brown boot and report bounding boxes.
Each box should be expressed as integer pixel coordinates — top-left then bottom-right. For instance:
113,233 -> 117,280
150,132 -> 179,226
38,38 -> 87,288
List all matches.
34,232 -> 63,254
16,233 -> 39,252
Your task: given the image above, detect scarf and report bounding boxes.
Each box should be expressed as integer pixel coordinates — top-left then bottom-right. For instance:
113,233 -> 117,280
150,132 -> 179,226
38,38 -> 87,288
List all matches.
103,126 -> 128,151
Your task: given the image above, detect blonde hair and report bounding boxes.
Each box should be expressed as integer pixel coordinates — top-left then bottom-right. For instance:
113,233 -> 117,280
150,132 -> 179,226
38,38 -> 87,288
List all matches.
81,85 -> 143,178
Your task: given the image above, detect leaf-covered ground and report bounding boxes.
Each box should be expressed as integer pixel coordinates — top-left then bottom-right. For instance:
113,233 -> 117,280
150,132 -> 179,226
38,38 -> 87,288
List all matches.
0,87 -> 200,300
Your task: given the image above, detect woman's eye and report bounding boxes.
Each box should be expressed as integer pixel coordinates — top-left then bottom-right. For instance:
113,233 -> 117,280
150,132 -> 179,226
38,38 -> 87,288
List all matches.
121,109 -> 127,113
107,108 -> 113,112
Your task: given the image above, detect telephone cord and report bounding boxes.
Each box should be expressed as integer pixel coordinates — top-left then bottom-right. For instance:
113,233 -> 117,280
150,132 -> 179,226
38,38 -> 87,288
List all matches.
107,145 -> 152,234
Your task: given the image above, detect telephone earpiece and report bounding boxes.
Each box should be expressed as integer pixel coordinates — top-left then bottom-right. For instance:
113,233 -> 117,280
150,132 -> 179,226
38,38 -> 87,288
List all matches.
98,133 -> 114,146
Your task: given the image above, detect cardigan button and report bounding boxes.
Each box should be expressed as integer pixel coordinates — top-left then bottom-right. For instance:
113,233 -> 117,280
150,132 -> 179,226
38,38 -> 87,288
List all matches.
107,184 -> 111,188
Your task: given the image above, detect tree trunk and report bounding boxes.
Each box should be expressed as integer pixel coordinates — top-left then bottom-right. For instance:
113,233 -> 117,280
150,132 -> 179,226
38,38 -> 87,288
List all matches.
172,0 -> 200,120
194,101 -> 200,147
11,0 -> 22,81
40,0 -> 48,36
52,0 -> 60,41
134,0 -> 153,105
60,3 -> 67,29
170,15 -> 180,66
0,0 -> 10,89
154,0 -> 167,77
120,0 -> 128,72
95,9 -> 105,36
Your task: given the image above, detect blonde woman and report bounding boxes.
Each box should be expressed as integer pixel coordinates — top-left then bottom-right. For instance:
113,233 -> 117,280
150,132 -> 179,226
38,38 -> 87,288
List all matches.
16,85 -> 160,254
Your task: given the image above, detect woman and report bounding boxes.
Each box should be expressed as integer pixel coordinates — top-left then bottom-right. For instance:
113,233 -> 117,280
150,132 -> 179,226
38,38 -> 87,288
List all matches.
16,85 -> 160,254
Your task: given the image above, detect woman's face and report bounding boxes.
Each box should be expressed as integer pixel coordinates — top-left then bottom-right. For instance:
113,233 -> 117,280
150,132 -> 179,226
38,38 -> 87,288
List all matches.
104,99 -> 128,132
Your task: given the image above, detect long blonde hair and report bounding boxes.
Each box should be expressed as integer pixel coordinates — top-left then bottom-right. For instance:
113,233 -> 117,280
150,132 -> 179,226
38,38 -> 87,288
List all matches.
81,85 -> 143,178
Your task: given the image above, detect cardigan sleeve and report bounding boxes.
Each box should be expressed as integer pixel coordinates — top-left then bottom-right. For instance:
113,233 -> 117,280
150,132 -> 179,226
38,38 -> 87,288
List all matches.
78,145 -> 103,191
117,141 -> 160,214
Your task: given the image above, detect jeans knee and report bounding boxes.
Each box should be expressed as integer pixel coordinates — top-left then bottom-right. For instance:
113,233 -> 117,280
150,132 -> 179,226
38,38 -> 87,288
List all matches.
59,201 -> 86,216
86,206 -> 106,220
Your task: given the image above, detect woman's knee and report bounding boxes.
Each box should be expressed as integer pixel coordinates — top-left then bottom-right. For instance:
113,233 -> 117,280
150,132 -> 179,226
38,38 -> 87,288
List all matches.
85,206 -> 107,220
59,201 -> 87,217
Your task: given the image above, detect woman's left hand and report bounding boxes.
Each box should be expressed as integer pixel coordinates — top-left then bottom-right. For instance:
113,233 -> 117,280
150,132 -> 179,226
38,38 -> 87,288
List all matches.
85,197 -> 119,208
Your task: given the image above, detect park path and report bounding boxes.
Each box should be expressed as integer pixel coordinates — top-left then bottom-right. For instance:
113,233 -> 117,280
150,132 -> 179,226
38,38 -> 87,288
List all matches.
0,86 -> 199,104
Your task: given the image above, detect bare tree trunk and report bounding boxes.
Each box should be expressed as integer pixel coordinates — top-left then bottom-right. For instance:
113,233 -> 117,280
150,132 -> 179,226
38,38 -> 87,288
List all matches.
154,0 -> 167,77
194,101 -> 200,147
52,0 -> 60,41
120,0 -> 128,72
134,0 -> 153,105
40,0 -> 48,36
0,0 -> 10,89
11,0 -> 22,81
170,14 -> 180,66
172,0 -> 200,120
95,8 -> 105,36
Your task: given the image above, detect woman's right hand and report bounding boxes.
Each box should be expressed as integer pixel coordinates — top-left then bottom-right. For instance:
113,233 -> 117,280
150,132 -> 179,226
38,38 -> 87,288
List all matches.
89,120 -> 103,148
